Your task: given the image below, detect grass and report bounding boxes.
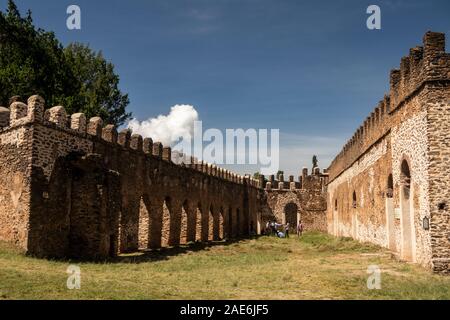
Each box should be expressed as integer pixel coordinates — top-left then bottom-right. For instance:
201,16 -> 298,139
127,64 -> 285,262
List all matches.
0,232 -> 450,300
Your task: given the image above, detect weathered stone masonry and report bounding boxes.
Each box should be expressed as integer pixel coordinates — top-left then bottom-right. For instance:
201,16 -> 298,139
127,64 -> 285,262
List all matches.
259,169 -> 328,233
326,31 -> 450,274
5,32 -> 448,275
0,95 -> 328,259
0,97 -> 266,259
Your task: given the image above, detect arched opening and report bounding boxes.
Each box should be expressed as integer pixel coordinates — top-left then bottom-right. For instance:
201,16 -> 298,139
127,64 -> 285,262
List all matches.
195,203 -> 202,242
208,205 -> 214,241
284,202 -> 298,230
401,160 -> 411,200
147,198 -> 163,249
387,174 -> 394,198
218,207 -> 224,240
400,159 -> 415,261
138,195 -> 151,250
385,172 -> 396,250
256,211 -> 262,235
161,197 -> 172,247
333,197 -> 338,236
180,200 -> 189,245
350,191 -> 358,238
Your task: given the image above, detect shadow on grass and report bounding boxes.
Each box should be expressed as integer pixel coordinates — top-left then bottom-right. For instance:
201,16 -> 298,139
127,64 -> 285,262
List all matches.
115,236 -> 265,264
8,234 -> 265,265
57,236 -> 262,265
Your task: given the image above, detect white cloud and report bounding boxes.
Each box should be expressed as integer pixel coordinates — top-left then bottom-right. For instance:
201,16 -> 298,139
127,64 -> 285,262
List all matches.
127,107 -> 345,177
127,105 -> 198,146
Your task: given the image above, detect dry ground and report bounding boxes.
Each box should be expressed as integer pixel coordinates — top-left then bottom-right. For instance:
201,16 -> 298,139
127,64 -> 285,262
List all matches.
0,232 -> 449,299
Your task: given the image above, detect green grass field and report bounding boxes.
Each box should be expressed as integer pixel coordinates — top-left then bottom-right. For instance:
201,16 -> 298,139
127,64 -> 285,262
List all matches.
1,232 -> 449,300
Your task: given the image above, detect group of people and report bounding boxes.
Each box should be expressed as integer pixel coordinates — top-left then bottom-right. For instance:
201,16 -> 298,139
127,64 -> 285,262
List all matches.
264,220 -> 303,238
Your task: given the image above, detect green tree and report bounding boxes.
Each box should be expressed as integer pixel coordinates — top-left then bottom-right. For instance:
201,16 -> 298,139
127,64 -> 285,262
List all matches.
253,172 -> 268,184
64,43 -> 131,125
276,170 -> 284,180
312,155 -> 318,169
0,1 -> 76,107
0,0 -> 131,126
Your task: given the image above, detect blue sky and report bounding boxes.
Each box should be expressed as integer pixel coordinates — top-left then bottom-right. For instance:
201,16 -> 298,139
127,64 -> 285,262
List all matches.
3,0 -> 450,175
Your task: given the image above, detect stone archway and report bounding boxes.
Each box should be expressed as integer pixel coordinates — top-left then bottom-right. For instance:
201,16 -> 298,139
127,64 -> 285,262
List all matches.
400,159 -> 415,261
195,203 -> 202,242
208,205 -> 214,241
385,173 -> 396,250
180,200 -> 189,244
218,207 -> 224,240
138,194 -> 152,250
284,202 -> 298,230
161,197 -> 172,247
351,190 -> 358,238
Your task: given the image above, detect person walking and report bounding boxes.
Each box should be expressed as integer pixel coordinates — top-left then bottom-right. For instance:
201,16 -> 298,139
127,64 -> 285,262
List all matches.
297,220 -> 303,238
271,221 -> 276,236
285,223 -> 290,238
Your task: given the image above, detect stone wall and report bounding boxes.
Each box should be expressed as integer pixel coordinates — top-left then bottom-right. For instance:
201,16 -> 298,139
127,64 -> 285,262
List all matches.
260,169 -> 328,233
0,123 -> 33,249
0,94 -> 328,259
427,84 -> 450,273
2,31 -> 447,274
0,96 -> 263,259
326,31 -> 450,274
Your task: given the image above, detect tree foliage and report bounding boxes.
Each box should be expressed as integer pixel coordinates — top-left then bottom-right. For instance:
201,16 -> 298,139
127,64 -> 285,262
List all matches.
0,0 -> 131,125
312,155 -> 318,168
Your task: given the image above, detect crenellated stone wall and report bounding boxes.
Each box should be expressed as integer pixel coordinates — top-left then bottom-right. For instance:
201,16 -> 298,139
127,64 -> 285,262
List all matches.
326,31 -> 450,274
2,31 -> 448,276
0,92 -> 328,260
0,95 -> 263,259
259,169 -> 328,233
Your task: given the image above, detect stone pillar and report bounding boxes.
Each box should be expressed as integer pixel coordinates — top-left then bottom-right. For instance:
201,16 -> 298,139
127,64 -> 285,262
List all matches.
118,129 -> 131,148
0,107 -> 10,128
162,147 -> 172,161
102,124 -> 118,143
87,117 -> 103,137
27,95 -> 45,122
71,113 -> 87,133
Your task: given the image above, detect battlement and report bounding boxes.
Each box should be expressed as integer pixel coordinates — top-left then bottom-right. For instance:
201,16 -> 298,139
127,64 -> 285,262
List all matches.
390,31 -> 449,111
327,31 -> 450,182
258,167 -> 328,191
170,151 -> 260,187
0,95 -> 259,188
0,94 -> 267,258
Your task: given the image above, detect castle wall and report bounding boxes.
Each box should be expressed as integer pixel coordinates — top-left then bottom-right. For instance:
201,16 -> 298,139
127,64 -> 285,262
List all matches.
0,124 -> 33,249
0,94 -> 264,259
260,171 -> 328,233
0,93 -> 327,259
1,31 -> 447,274
326,32 -> 450,273
427,84 -> 450,274
327,138 -> 391,247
